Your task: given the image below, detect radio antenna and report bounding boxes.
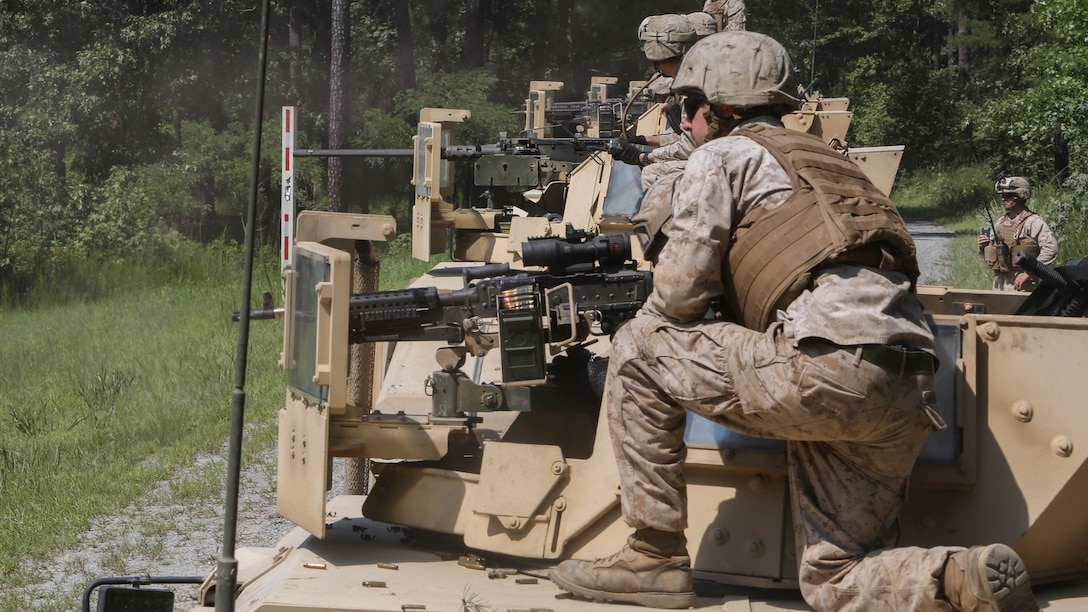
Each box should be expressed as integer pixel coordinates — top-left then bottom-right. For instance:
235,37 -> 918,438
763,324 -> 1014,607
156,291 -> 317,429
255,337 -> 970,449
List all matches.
809,0 -> 819,87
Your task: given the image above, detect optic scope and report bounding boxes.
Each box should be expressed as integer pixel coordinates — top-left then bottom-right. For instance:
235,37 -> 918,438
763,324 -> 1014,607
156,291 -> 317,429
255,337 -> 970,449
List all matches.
521,231 -> 632,273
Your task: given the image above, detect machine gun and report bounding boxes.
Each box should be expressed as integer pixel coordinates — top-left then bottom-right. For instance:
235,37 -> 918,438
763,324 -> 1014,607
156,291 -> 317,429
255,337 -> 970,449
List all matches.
348,228 -> 652,415
538,96 -> 654,139
1014,252 -> 1088,317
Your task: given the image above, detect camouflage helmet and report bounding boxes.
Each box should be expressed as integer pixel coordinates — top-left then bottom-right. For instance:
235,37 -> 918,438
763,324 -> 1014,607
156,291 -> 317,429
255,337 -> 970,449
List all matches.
996,175 -> 1032,200
638,14 -> 697,62
686,12 -> 718,37
672,31 -> 800,110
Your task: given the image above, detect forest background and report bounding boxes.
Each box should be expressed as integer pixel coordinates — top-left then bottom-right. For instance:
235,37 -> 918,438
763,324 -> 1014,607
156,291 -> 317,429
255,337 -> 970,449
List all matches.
1,0 -> 1087,307
0,1 -> 1087,606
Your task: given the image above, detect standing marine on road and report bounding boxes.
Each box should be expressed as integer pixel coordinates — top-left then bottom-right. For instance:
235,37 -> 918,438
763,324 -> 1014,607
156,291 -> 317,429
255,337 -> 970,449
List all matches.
977,176 -> 1059,292
551,30 -> 1040,612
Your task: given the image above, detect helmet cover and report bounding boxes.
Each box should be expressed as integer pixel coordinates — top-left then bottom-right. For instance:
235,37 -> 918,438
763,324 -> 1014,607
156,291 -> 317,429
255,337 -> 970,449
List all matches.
671,31 -> 800,110
639,14 -> 697,62
996,176 -> 1031,200
686,12 -> 718,37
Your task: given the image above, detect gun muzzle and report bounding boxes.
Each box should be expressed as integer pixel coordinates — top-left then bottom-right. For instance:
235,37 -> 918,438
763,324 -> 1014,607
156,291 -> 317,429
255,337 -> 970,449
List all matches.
1015,252 -> 1067,290
231,308 -> 284,323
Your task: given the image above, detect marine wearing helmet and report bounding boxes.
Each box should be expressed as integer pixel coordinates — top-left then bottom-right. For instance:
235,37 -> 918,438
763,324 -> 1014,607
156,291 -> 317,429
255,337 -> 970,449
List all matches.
610,15 -> 697,170
685,12 -> 717,39
979,175 -> 1059,290
996,175 -> 1032,201
552,29 -> 1039,612
671,30 -> 800,142
637,14 -> 696,73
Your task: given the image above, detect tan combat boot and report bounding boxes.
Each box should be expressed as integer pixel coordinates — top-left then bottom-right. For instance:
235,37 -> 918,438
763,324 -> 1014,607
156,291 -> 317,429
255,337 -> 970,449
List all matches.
549,529 -> 696,609
943,544 -> 1039,611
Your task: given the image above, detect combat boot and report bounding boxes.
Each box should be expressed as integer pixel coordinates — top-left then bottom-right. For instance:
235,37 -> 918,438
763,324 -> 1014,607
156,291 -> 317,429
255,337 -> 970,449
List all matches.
943,544 -> 1039,611
549,530 -> 696,609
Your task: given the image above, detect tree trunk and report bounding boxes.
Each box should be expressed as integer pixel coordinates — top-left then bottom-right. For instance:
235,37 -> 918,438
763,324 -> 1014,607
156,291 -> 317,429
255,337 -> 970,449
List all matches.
1055,122 -> 1069,186
287,3 -> 301,81
956,9 -> 969,81
465,0 -> 484,67
557,0 -> 572,71
532,0 -> 548,78
328,0 -> 349,212
395,0 -> 416,90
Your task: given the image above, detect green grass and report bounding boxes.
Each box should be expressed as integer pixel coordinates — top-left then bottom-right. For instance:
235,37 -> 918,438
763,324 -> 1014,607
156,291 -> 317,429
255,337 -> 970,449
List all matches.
0,274 -> 282,588
0,237 -> 444,607
893,164 -> 1088,289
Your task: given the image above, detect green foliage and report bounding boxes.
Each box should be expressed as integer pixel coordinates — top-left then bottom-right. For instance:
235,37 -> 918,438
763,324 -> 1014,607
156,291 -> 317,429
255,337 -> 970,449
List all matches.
1,0 -> 1087,302
0,244 -> 284,596
395,69 -> 522,145
973,0 -> 1088,185
893,164 -> 996,222
373,233 -> 451,290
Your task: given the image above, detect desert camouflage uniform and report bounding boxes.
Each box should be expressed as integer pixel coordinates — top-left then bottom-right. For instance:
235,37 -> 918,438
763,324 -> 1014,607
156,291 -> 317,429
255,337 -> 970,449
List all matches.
989,210 -> 1059,292
608,117 -> 967,611
640,159 -> 686,194
703,0 -> 747,31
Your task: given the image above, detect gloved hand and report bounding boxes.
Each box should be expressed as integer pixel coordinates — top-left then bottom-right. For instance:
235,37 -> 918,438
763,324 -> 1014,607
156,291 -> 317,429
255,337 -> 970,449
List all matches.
612,139 -> 646,166
664,101 -> 682,134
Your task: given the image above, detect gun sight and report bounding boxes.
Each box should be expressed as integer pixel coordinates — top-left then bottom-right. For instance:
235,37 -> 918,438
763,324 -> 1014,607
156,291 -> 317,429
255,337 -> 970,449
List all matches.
522,233 -> 632,272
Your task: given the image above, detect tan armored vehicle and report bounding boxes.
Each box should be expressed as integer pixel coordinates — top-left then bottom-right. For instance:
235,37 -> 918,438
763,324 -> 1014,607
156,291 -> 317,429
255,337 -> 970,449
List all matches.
90,79 -> 1088,611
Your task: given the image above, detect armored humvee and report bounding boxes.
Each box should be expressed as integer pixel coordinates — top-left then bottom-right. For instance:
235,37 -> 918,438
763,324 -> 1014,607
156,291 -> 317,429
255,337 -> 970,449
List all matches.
89,77 -> 1088,612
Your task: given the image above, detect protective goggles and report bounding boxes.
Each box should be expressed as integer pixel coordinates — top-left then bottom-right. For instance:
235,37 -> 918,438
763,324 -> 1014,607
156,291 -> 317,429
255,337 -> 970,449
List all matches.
683,95 -> 733,121
682,95 -> 706,121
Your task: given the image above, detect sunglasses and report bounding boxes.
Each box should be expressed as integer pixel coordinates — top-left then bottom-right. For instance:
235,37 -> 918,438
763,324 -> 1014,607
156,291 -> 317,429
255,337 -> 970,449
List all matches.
682,95 -> 706,121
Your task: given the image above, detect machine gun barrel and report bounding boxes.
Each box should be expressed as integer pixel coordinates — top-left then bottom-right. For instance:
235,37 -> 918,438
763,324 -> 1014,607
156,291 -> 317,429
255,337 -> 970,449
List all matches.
293,148 -> 415,157
1014,252 -> 1088,318
1016,252 -> 1067,290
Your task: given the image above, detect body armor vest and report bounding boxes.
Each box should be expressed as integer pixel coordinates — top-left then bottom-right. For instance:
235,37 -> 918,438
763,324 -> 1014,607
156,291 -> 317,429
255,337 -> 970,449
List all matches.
985,212 -> 1040,273
725,124 -> 919,330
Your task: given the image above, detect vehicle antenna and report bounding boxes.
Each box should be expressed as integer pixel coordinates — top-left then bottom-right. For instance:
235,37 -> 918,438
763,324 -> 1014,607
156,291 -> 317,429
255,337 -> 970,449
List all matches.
621,74 -> 658,138
809,0 -> 819,88
217,0 -> 271,611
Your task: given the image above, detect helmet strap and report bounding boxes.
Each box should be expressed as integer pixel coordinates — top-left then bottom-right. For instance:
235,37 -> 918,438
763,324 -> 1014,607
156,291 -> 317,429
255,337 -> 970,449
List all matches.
703,106 -> 740,140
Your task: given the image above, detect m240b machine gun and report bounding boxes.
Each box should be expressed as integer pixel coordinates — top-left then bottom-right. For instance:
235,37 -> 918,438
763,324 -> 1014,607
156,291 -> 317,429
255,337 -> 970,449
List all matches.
346,228 -> 651,416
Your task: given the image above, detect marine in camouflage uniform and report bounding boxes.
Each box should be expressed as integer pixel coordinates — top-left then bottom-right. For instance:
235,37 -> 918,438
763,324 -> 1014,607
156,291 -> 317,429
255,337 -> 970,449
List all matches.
613,15 -> 696,173
634,11 -> 715,173
977,176 -> 1059,291
552,31 -> 1039,612
703,0 -> 746,31
621,13 -> 716,191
